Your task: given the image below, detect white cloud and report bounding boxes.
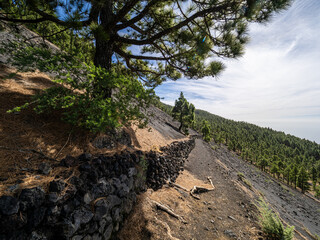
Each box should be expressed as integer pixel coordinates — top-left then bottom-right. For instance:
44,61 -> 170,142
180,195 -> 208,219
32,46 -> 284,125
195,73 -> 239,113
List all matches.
156,0 -> 320,143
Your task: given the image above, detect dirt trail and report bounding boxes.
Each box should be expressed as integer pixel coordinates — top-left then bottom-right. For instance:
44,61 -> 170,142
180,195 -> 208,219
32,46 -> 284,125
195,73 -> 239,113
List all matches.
119,138 -> 262,240
209,143 -> 320,240
183,139 -> 261,239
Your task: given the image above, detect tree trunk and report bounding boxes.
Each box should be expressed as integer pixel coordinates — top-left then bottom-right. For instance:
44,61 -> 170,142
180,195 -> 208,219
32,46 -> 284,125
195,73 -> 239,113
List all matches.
92,0 -> 114,98
94,35 -> 113,71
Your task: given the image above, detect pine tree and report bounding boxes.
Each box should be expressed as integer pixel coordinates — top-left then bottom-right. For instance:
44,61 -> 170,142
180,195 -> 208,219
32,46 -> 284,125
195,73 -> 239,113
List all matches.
172,92 -> 195,134
311,166 -> 317,183
297,166 -> 309,193
1,0 -> 292,88
271,164 -> 279,179
290,165 -> 299,188
283,166 -> 291,185
258,158 -> 268,172
201,120 -> 211,143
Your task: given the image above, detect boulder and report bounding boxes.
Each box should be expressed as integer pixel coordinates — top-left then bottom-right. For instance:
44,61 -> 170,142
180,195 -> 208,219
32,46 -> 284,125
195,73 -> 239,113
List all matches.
19,187 -> 45,210
49,180 -> 65,193
0,196 -> 19,215
93,199 -> 109,221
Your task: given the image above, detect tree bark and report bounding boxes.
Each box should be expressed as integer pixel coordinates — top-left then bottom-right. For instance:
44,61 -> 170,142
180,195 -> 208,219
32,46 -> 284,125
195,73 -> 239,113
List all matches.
94,35 -> 113,70
92,0 -> 114,98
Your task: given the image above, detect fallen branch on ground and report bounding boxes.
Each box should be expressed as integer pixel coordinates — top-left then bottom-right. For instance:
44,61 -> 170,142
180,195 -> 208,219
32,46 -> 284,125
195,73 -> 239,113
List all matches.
168,177 -> 215,200
190,178 -> 215,199
54,131 -> 72,160
207,176 -> 215,189
190,191 -> 201,200
168,181 -> 189,192
0,146 -> 55,161
152,200 -> 187,224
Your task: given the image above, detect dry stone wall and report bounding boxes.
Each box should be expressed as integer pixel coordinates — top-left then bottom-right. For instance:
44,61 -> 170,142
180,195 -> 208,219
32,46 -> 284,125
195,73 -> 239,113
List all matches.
0,139 -> 195,240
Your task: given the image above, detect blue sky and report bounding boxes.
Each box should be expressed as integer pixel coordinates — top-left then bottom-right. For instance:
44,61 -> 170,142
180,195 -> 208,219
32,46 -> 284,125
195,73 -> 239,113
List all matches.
156,0 -> 320,144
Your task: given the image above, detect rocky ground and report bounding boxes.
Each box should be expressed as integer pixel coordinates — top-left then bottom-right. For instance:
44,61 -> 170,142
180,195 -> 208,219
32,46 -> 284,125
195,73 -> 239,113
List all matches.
210,142 -> 320,239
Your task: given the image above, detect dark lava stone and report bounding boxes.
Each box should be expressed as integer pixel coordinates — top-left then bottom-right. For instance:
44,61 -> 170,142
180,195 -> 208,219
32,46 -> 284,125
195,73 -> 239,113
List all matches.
0,195 -> 19,215
49,180 -> 66,193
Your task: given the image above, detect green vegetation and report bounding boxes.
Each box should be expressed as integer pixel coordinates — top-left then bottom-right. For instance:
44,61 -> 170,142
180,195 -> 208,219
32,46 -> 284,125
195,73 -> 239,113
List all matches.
315,186 -> 320,198
237,172 -> 245,180
257,199 -> 294,240
2,41 -> 153,132
137,155 -> 148,182
237,172 -> 252,189
172,92 -> 195,134
201,120 -> 212,142
1,0 -> 292,86
1,1 -> 292,133
194,109 -> 320,195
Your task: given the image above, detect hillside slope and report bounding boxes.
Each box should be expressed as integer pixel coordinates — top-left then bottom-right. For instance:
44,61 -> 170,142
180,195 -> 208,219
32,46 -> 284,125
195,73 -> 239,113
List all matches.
208,142 -> 320,239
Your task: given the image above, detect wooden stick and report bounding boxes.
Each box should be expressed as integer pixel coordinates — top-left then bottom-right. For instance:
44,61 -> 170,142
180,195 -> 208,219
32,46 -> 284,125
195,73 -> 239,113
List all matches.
152,200 -> 187,224
190,191 -> 201,200
207,177 -> 215,190
168,181 -> 189,192
54,131 -> 72,159
190,186 -> 214,194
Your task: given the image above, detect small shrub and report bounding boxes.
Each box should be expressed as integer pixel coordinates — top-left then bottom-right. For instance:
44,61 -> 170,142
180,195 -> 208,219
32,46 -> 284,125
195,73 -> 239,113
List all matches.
6,72 -> 17,79
257,198 -> 294,240
237,172 -> 245,180
243,179 -> 253,190
211,145 -> 219,151
237,172 -> 252,189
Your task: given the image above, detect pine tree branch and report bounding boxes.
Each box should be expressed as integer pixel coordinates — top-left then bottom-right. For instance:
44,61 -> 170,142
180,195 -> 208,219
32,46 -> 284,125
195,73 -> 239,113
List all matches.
114,45 -> 187,61
115,48 -> 168,61
23,27 -> 70,43
115,0 -> 160,30
115,3 -> 230,46
112,0 -> 141,26
0,15 -> 46,23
